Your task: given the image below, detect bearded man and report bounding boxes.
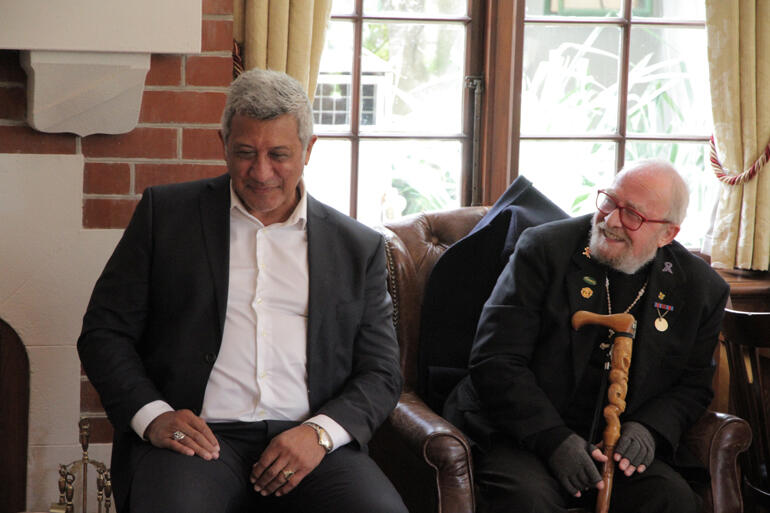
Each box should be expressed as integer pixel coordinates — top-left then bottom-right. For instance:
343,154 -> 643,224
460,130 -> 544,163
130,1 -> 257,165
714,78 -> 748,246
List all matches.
444,160 -> 729,513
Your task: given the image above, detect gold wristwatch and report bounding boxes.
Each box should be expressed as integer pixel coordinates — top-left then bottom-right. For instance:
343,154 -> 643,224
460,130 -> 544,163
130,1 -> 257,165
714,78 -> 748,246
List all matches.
304,422 -> 333,453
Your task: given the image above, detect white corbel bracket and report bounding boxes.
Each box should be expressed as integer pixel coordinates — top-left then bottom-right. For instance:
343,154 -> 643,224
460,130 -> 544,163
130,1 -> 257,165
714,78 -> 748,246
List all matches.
20,51 -> 151,137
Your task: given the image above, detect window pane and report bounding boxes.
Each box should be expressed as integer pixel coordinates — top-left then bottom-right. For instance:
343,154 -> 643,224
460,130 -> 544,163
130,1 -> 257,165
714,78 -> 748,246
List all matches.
521,24 -> 620,135
363,0 -> 467,16
527,0 -> 622,17
627,27 -> 711,136
357,140 -> 462,226
331,0 -> 355,15
519,140 -> 616,216
314,21 -> 354,133
360,22 -> 465,134
625,141 -> 717,249
632,0 -> 705,20
304,139 -> 352,215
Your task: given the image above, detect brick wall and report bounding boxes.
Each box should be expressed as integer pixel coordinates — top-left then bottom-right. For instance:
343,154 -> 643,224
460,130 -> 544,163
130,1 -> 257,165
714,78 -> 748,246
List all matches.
0,0 -> 234,443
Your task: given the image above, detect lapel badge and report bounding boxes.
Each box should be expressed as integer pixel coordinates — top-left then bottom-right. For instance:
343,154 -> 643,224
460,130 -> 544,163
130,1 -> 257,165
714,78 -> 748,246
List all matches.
582,246 -> 591,259
581,287 -> 593,299
662,261 -> 674,274
583,276 -> 597,286
658,291 -> 666,300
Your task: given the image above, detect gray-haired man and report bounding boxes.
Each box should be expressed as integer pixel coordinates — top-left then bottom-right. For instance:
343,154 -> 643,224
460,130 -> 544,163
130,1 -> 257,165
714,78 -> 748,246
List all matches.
79,69 -> 407,513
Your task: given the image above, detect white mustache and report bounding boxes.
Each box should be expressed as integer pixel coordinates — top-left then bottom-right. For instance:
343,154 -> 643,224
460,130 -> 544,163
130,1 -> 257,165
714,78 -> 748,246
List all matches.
596,222 -> 630,244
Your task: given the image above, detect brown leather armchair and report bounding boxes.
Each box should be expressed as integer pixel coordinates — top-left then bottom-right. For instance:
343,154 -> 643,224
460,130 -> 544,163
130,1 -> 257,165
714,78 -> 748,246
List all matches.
369,206 -> 752,513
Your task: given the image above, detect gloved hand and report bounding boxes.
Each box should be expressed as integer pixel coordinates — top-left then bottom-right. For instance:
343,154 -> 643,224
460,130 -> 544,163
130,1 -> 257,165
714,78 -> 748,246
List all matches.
614,421 -> 655,476
547,433 -> 605,497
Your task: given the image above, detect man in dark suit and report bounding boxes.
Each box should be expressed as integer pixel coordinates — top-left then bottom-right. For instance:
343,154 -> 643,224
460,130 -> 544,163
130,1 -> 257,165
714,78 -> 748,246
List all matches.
78,69 -> 407,513
446,160 -> 729,512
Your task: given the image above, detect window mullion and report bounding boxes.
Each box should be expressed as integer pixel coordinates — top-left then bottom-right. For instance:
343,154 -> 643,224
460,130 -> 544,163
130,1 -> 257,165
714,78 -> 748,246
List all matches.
349,0 -> 364,219
615,0 -> 633,173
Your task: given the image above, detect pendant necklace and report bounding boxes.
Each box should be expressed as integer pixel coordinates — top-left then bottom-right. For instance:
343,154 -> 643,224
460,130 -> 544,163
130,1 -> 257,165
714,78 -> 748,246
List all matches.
601,274 -> 647,350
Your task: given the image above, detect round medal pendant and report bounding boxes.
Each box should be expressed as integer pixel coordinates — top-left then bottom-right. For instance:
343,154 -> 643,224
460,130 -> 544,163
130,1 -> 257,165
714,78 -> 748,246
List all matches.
655,317 -> 669,332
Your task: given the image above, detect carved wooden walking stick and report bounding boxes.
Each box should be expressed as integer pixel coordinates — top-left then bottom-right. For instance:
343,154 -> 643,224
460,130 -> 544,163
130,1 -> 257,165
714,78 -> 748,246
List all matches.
572,311 -> 637,513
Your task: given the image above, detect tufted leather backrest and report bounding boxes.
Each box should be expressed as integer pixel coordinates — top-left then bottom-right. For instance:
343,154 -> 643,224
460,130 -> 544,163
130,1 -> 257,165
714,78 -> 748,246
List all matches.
380,207 -> 488,391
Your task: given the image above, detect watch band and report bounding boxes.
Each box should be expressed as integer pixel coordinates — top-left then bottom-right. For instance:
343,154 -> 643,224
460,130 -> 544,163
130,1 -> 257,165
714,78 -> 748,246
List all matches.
304,422 -> 333,453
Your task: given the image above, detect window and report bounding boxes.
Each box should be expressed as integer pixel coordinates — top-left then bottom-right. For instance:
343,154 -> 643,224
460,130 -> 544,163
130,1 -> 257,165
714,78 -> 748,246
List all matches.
304,0 -> 482,226
514,0 -> 713,248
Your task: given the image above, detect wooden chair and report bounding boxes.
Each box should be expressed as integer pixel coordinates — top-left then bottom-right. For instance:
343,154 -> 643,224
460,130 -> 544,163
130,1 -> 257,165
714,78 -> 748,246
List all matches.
721,309 -> 770,512
370,207 -> 752,513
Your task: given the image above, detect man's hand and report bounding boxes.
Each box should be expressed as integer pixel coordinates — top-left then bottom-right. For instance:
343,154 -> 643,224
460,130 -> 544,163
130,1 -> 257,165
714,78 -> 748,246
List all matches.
250,424 -> 326,497
614,421 -> 655,476
144,410 -> 220,460
547,434 -> 607,497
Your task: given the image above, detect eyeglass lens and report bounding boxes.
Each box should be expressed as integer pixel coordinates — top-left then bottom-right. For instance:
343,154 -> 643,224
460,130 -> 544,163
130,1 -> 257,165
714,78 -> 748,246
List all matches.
597,192 -> 643,230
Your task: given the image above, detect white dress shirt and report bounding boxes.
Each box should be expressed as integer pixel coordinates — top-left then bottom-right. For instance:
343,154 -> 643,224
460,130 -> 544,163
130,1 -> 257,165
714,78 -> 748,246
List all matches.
130,182 -> 352,451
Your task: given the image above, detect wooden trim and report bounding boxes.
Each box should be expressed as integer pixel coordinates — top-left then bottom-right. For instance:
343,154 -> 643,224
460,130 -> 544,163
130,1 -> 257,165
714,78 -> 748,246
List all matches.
0,318 -> 29,512
479,0 -> 517,205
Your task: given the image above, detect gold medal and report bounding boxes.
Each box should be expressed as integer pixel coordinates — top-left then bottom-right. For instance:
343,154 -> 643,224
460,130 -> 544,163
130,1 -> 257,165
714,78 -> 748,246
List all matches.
655,317 -> 668,332
581,287 -> 593,299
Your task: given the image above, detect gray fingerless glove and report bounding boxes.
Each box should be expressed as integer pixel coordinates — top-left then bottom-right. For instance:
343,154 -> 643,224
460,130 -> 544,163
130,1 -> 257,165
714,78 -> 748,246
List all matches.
547,433 -> 602,496
615,421 -> 655,468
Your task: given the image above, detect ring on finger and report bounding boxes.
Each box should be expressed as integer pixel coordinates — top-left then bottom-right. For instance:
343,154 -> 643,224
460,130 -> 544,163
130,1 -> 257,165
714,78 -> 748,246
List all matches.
172,430 -> 186,441
282,469 -> 295,481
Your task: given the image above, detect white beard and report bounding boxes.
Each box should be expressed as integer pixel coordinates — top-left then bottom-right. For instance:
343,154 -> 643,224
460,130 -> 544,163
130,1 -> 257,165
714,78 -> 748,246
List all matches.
589,220 -> 658,274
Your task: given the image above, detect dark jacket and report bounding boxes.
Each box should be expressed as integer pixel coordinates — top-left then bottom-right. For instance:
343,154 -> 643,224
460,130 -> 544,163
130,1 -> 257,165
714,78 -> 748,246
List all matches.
447,215 -> 729,466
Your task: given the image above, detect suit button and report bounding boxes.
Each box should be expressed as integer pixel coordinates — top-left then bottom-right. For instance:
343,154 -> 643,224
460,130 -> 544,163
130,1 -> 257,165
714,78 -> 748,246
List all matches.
204,352 -> 216,364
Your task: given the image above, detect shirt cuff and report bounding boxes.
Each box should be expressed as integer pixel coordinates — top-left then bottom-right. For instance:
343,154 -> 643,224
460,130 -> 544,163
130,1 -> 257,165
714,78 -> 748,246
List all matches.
130,400 -> 174,440
305,414 -> 352,452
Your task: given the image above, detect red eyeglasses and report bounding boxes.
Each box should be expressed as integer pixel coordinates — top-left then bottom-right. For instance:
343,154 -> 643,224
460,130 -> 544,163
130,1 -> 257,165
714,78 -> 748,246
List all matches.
596,190 -> 669,231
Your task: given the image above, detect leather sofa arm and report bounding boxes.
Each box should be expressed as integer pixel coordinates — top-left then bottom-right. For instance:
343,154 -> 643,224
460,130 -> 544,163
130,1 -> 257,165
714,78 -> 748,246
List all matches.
371,390 -> 475,513
682,410 -> 752,513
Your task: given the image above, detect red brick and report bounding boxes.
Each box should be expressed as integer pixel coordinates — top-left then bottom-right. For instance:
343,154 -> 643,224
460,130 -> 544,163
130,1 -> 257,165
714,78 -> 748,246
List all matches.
145,54 -> 182,86
83,198 -> 139,229
80,379 -> 105,413
135,163 -> 226,192
183,128 -> 225,160
82,127 -> 177,159
203,0 -> 233,15
0,51 -> 26,83
0,125 -> 76,154
202,19 -> 233,52
84,162 -> 131,194
186,55 -> 233,87
140,91 -> 227,124
0,86 -> 26,120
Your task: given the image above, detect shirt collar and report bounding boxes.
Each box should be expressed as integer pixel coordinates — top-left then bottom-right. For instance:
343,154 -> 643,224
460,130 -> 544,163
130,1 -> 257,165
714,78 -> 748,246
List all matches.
229,179 -> 307,229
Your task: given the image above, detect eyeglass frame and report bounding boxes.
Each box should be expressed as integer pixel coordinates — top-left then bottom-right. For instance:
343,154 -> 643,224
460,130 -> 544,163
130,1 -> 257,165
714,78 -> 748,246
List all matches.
595,189 -> 670,231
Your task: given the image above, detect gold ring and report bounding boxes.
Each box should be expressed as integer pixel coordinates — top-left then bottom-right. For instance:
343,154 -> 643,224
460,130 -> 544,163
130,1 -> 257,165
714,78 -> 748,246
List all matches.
282,469 -> 295,480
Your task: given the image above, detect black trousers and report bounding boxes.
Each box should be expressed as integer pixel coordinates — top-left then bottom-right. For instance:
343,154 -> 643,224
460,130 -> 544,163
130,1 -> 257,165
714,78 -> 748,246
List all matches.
474,438 -> 702,513
127,421 -> 407,513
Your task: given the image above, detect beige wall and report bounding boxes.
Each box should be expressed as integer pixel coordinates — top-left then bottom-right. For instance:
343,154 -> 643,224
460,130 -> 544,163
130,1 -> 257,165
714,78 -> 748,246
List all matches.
0,153 -> 121,509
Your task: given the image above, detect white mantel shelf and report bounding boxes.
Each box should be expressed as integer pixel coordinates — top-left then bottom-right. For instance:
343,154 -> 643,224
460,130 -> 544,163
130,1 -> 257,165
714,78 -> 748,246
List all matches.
0,0 -> 202,136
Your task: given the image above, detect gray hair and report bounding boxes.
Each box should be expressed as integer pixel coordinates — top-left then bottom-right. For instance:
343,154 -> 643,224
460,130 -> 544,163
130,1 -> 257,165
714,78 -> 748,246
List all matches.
220,69 -> 314,150
615,159 -> 690,225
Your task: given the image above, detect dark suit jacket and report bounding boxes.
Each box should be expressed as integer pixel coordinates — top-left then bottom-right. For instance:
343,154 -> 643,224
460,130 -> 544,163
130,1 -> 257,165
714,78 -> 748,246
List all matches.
77,174 -> 402,508
449,215 -> 729,465
419,176 -> 567,412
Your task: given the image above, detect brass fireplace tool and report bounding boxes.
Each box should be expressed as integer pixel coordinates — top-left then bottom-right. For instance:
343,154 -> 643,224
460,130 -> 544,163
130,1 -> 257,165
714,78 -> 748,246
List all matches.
50,418 -> 111,513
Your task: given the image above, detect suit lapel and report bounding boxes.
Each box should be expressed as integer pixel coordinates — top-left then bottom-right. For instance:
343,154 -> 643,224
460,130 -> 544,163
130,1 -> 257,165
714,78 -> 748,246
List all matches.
628,245 -> 686,398
306,195 -> 334,392
199,174 -> 231,340
567,234 -> 608,386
